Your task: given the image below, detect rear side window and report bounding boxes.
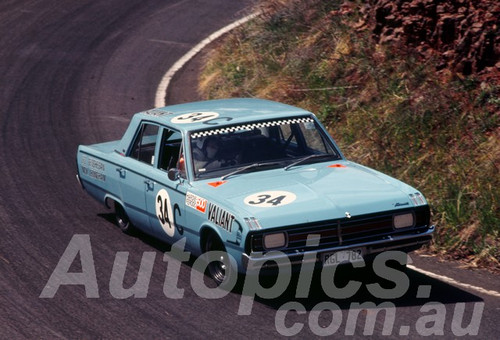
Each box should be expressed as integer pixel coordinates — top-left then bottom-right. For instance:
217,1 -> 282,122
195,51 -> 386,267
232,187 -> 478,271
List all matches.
129,123 -> 159,165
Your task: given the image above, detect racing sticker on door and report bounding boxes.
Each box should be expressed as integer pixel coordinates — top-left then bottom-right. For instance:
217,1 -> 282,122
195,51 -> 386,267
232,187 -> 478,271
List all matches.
244,191 -> 296,208
185,192 -> 207,213
156,189 -> 175,237
171,111 -> 219,124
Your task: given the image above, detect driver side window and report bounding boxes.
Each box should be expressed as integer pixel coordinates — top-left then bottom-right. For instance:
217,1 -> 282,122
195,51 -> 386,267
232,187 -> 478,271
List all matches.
158,127 -> 184,177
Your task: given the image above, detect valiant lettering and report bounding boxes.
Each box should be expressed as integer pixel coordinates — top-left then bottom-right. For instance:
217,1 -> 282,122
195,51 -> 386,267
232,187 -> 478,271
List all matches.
208,204 -> 234,232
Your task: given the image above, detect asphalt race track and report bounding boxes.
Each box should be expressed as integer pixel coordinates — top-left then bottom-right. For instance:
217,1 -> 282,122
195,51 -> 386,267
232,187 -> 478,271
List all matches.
0,1 -> 499,338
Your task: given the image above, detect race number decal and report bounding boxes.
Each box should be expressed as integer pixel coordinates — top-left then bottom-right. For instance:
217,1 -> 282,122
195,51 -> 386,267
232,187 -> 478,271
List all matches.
171,111 -> 219,124
244,191 -> 296,208
156,189 -> 175,237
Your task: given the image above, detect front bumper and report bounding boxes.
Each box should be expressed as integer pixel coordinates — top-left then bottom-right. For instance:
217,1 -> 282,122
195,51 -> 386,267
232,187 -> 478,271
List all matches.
242,225 -> 435,271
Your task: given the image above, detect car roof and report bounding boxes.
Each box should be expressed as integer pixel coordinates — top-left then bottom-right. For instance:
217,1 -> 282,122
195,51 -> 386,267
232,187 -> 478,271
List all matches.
136,98 -> 313,133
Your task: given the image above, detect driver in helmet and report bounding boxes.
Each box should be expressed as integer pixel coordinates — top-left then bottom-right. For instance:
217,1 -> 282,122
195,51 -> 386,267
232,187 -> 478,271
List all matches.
193,136 -> 222,173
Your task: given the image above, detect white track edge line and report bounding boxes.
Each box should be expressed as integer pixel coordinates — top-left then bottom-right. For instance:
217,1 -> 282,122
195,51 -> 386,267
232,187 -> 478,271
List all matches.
154,12 -> 260,108
408,264 -> 500,298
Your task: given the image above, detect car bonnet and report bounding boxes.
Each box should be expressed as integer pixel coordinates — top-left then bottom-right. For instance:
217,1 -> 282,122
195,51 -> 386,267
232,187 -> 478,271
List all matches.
194,161 -> 419,230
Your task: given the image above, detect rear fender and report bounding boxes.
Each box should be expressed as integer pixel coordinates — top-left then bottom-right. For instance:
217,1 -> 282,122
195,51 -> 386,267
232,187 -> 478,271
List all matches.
104,194 -> 124,210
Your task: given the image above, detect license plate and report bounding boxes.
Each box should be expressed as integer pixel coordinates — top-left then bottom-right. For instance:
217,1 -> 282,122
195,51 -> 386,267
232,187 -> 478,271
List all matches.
322,248 -> 364,266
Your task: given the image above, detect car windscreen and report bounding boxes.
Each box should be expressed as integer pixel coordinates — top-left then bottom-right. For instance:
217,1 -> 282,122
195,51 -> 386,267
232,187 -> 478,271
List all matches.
189,116 -> 341,179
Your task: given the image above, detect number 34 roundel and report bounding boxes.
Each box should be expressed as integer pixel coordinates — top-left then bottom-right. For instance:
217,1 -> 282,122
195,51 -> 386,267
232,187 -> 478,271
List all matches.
244,191 -> 296,208
156,189 -> 176,237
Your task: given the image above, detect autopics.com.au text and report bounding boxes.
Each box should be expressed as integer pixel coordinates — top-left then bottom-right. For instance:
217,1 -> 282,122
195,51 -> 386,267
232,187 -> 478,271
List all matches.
40,235 -> 484,336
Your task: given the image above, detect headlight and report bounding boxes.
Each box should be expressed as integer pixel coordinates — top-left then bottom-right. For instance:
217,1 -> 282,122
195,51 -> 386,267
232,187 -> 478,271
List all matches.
393,213 -> 415,229
263,232 -> 287,249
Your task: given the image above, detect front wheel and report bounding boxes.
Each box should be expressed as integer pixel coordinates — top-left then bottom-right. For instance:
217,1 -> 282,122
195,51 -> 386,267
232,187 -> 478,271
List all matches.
203,232 -> 228,286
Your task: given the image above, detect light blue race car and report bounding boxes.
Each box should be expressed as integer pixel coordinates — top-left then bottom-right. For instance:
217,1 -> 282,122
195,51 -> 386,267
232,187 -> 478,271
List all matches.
77,98 -> 434,284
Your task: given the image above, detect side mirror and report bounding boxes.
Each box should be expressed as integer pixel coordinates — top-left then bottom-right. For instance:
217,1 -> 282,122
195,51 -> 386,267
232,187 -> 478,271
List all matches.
168,168 -> 180,181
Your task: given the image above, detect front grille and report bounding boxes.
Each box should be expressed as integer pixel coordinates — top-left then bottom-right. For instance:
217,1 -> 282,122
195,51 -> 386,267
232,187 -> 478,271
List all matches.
249,206 -> 431,254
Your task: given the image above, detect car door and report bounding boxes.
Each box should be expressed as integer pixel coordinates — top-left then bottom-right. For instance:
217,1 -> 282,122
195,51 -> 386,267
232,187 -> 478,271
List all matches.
118,122 -> 160,234
145,126 -> 187,243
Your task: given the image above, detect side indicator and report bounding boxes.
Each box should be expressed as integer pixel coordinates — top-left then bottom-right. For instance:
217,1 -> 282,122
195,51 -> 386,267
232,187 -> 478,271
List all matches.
208,180 -> 227,187
328,164 -> 346,168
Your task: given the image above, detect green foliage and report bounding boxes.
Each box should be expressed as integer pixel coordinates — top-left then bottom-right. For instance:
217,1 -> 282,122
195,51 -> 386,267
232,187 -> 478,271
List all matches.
200,0 -> 500,268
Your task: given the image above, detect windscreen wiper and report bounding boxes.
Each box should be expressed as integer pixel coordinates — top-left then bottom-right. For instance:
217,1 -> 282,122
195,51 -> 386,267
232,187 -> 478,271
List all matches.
221,161 -> 281,180
284,154 -> 332,170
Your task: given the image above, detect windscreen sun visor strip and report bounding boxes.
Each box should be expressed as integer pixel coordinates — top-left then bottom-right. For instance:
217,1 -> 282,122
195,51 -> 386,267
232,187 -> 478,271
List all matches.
190,117 -> 315,139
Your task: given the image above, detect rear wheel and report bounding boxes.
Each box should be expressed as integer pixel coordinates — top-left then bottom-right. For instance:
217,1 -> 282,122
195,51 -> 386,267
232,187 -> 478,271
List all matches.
115,202 -> 134,234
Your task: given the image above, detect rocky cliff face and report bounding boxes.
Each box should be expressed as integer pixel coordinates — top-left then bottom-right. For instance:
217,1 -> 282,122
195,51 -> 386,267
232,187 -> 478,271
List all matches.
366,0 -> 499,83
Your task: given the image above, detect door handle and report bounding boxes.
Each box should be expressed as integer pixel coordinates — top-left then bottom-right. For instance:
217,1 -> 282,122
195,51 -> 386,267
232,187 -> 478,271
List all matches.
116,167 -> 126,178
144,180 -> 154,191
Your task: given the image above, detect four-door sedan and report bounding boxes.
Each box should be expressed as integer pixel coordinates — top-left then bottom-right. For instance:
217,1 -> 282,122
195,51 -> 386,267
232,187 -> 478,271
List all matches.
77,98 -> 434,284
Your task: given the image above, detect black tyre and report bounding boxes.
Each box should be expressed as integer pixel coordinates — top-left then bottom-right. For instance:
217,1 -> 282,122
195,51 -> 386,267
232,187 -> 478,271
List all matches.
115,202 -> 134,234
203,232 -> 229,286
